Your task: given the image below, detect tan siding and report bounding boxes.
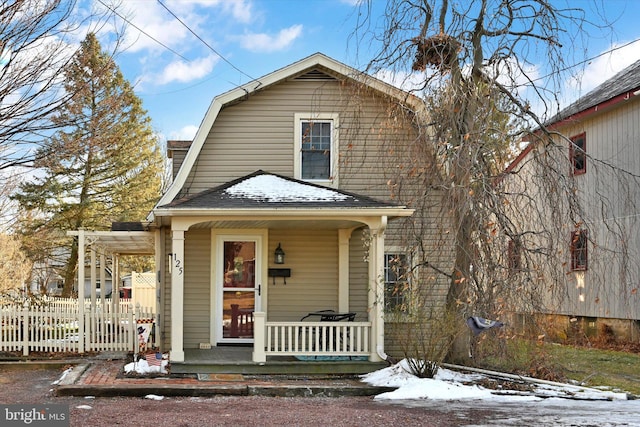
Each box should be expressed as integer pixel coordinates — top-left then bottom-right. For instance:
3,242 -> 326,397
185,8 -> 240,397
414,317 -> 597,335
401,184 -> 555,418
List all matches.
267,229 -> 339,321
171,150 -> 187,179
349,227 -> 369,321
181,78 -> 411,204
183,229 -> 211,348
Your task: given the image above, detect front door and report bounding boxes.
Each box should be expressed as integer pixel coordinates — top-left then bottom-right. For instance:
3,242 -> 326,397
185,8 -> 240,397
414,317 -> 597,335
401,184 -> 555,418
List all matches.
216,236 -> 261,343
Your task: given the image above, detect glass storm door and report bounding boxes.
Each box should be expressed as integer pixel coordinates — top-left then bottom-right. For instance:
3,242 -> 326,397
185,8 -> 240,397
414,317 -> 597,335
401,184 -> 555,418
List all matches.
217,238 -> 260,343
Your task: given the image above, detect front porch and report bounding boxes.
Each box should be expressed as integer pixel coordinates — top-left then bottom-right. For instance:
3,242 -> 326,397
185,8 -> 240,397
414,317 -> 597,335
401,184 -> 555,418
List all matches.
171,315 -> 386,375
170,346 -> 387,376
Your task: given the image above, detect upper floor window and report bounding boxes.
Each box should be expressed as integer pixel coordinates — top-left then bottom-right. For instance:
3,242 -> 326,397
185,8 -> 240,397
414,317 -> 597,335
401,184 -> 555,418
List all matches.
294,113 -> 338,183
570,229 -> 588,271
570,133 -> 586,175
384,252 -> 410,312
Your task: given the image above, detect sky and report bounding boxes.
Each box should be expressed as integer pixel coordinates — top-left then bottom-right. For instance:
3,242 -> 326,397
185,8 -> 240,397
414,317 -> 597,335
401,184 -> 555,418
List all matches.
73,0 -> 640,145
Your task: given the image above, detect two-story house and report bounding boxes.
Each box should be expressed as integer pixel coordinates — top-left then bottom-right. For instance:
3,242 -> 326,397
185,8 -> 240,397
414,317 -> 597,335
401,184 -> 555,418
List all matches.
69,53 -> 463,372
152,52 -> 434,370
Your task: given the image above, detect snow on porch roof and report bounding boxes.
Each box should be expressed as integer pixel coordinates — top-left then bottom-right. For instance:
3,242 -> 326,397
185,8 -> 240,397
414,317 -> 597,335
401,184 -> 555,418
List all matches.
157,170 -> 407,210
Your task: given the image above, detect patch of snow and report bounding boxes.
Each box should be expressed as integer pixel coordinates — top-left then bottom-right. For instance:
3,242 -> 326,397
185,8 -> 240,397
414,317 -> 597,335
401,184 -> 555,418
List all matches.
76,405 -> 92,410
124,354 -> 169,375
52,367 -> 73,385
145,394 -> 165,400
361,359 -> 629,402
225,175 -> 352,202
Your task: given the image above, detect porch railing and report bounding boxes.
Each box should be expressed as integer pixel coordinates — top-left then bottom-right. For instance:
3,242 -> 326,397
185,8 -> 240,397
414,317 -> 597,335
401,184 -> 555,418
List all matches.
252,313 -> 371,362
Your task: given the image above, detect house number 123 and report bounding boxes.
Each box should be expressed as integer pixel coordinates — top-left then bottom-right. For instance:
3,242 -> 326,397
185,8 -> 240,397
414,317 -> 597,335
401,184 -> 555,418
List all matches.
172,254 -> 183,275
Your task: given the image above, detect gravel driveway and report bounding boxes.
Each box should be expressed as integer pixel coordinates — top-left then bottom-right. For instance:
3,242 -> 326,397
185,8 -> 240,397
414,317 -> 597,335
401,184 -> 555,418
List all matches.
0,365 -> 494,426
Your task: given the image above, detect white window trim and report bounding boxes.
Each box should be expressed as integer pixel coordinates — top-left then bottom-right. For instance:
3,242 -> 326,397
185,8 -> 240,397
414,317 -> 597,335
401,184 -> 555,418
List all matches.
294,112 -> 339,186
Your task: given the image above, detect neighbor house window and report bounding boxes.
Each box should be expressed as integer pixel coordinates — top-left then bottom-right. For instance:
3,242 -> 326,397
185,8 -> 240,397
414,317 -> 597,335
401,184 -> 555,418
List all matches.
570,229 -> 588,271
507,239 -> 522,272
294,113 -> 338,182
384,253 -> 410,311
570,133 -> 586,175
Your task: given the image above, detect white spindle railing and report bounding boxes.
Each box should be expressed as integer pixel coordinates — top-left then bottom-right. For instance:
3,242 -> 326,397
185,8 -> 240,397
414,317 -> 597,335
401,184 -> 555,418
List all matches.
262,321 -> 371,358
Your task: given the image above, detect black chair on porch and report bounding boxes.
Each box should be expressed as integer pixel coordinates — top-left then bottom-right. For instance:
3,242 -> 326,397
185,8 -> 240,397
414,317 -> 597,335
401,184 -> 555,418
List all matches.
300,310 -> 356,358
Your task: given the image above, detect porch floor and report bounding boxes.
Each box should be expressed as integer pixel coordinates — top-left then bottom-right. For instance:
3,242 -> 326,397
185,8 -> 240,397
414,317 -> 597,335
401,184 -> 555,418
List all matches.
170,347 -> 387,376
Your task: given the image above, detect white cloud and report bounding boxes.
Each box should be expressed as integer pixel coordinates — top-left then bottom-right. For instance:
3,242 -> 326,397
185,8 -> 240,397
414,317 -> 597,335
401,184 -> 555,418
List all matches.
99,0 -> 255,55
169,125 -> 199,141
372,69 -> 428,93
154,55 -> 219,85
105,2 -> 189,54
238,24 -> 303,53
566,40 -> 640,95
220,0 -> 254,24
176,0 -> 254,24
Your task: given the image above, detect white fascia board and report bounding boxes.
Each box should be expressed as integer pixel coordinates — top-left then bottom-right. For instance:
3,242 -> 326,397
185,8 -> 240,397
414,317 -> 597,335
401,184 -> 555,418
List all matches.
152,207 -> 414,219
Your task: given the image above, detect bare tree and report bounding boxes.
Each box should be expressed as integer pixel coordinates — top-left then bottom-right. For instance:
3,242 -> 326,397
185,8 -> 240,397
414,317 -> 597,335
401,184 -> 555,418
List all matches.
351,0 -> 629,367
0,0 -> 114,171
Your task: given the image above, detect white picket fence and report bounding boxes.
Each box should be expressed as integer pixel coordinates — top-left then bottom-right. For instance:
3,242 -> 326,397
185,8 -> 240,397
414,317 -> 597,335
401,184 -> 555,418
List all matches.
0,298 -> 155,355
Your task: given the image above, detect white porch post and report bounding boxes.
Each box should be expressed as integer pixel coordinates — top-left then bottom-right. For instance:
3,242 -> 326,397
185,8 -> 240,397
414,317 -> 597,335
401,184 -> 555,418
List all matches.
90,249 -> 97,306
77,230 -> 85,353
253,312 -> 266,363
368,217 -> 387,362
338,229 -> 352,313
170,228 -> 186,362
99,254 -> 106,306
113,254 -> 120,308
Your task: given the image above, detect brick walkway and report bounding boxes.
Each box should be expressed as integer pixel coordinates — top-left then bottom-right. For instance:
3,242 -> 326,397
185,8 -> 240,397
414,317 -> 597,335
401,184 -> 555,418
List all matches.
56,358 -> 391,398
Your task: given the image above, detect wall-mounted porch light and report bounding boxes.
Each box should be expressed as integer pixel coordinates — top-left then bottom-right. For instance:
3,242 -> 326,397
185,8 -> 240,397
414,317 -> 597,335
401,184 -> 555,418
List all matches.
274,243 -> 285,264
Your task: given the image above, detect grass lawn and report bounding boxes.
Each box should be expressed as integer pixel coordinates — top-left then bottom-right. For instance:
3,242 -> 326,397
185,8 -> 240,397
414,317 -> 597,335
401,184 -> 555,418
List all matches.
474,339 -> 640,396
547,344 -> 640,396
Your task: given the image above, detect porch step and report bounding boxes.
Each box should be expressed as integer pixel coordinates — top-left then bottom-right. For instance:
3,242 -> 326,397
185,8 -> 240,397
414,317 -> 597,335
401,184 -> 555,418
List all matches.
170,360 -> 388,376
173,348 -> 388,376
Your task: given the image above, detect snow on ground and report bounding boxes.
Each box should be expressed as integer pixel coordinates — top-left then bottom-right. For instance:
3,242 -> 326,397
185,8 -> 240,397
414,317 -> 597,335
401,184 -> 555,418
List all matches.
124,354 -> 170,375
361,359 -> 629,401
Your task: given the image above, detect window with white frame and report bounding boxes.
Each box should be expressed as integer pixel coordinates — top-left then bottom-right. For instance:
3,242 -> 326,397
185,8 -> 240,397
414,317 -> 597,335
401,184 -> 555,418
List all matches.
294,113 -> 338,182
384,252 -> 410,311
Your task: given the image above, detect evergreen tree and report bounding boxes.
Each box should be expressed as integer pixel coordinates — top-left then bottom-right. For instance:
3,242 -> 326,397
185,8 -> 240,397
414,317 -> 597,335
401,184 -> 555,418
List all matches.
13,33 -> 163,297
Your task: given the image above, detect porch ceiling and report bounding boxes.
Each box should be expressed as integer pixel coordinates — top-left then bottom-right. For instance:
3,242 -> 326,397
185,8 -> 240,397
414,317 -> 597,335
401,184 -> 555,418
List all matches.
188,218 -> 367,230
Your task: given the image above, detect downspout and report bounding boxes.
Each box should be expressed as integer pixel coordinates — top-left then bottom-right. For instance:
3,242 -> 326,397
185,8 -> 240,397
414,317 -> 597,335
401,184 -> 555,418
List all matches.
375,216 -> 388,361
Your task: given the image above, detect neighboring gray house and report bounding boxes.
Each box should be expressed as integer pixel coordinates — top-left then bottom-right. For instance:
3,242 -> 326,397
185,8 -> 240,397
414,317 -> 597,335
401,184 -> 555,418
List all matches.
506,60 -> 640,341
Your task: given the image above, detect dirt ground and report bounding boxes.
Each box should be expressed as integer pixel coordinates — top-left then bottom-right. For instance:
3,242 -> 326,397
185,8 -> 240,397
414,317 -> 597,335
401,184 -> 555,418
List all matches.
0,366 -> 495,427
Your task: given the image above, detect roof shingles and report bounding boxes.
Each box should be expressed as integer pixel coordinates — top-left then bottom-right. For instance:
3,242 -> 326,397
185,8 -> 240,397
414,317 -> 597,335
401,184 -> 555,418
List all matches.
159,170 -> 400,210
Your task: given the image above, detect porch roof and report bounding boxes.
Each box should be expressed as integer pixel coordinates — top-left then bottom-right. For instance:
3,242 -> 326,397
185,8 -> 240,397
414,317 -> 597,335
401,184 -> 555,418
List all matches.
158,170 -> 405,210
67,230 -> 155,255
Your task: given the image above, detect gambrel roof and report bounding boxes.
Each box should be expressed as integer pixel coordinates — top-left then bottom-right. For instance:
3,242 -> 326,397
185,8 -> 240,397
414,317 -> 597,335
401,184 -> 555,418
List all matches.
151,52 -> 422,219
